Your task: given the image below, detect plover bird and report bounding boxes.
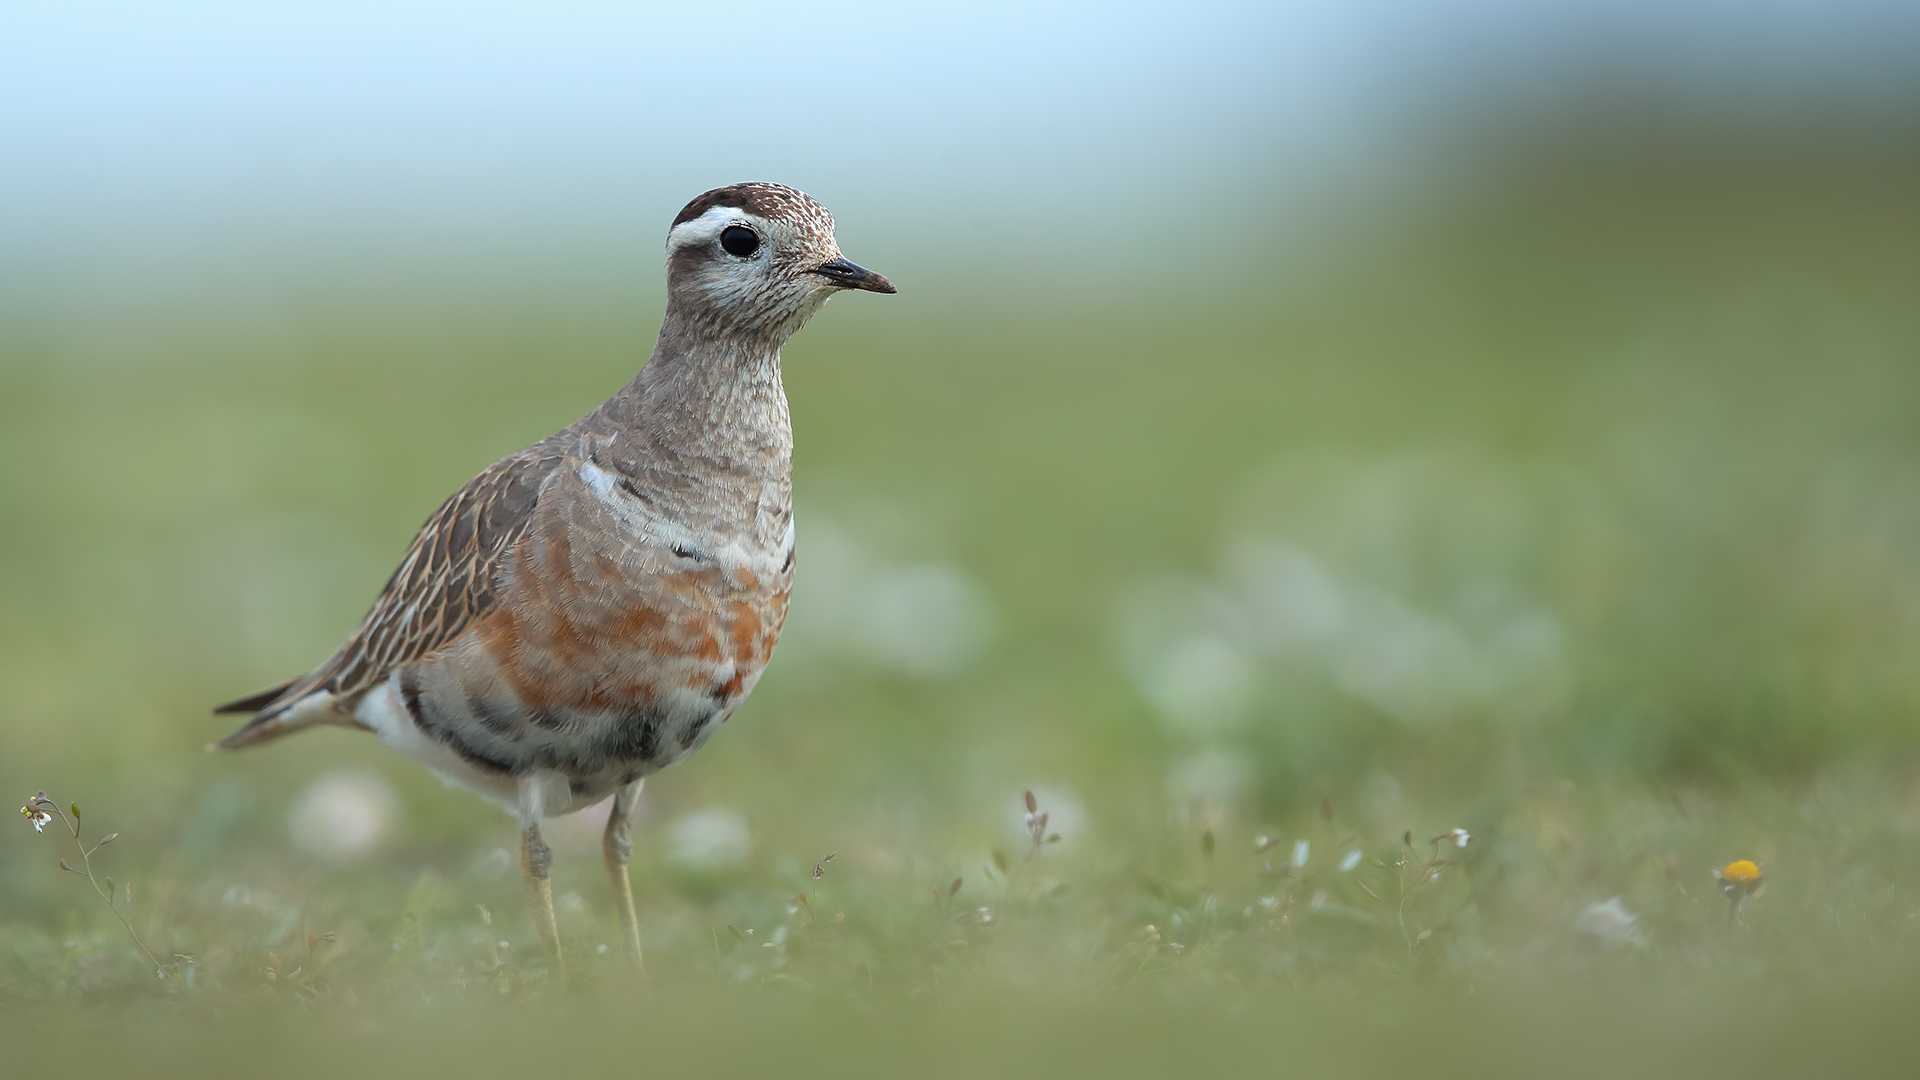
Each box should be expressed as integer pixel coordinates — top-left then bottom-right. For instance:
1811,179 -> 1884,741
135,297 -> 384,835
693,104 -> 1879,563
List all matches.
213,183 -> 894,973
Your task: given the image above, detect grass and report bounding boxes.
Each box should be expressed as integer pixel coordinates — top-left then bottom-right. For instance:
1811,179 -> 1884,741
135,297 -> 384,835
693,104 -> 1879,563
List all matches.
3,101 -> 1920,1075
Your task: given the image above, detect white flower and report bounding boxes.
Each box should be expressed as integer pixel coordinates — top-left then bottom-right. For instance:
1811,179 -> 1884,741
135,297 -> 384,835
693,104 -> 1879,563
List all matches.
788,520 -> 993,679
668,808 -> 753,869
1575,897 -> 1646,948
1007,786 -> 1087,849
854,564 -> 993,677
21,801 -> 52,833
1291,839 -> 1310,868
1138,632 -> 1255,733
1444,827 -> 1470,848
289,770 -> 399,864
1339,848 -> 1363,872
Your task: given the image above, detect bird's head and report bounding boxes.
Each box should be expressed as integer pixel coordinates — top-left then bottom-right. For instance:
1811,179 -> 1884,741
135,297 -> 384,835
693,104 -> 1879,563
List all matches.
664,182 -> 895,339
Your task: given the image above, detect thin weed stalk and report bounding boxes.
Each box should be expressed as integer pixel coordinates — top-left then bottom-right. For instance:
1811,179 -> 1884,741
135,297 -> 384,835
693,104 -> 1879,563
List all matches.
22,792 -> 170,979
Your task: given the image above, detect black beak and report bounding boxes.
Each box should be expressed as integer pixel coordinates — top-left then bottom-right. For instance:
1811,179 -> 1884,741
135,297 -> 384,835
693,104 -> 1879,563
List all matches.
810,257 -> 897,294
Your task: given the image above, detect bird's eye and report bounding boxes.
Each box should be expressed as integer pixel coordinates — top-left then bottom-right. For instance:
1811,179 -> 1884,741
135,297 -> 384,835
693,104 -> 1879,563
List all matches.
719,225 -> 760,258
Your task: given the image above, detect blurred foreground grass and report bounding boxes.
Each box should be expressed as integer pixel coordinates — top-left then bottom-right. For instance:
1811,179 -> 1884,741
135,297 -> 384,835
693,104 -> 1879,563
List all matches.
3,102 -> 1920,1074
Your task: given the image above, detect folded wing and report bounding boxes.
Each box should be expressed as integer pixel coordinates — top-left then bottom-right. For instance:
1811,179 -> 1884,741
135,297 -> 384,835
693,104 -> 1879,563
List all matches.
215,447 -> 561,748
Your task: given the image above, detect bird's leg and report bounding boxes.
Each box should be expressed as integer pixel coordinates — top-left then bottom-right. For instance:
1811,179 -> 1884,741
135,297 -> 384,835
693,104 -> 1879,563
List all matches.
603,778 -> 646,971
520,819 -> 565,979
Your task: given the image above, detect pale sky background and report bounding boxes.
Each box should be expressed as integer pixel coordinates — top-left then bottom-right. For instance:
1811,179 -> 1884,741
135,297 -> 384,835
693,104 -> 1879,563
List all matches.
3,0 -> 1915,310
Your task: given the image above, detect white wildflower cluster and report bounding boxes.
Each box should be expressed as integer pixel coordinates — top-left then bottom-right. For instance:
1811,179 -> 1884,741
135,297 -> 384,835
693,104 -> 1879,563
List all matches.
1121,455 -> 1568,816
1120,539 -> 1563,737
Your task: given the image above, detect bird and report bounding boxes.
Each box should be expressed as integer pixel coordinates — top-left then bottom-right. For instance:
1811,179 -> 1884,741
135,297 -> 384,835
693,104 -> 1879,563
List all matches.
212,182 -> 895,975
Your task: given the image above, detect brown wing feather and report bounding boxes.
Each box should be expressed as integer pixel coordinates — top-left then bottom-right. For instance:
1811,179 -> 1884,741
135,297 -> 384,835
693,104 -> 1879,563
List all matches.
215,447 -> 562,747
212,679 -> 298,715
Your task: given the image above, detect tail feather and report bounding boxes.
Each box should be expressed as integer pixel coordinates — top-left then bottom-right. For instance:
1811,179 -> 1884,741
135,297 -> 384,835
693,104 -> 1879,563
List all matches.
213,680 -> 298,715
212,683 -> 359,750
215,712 -> 298,750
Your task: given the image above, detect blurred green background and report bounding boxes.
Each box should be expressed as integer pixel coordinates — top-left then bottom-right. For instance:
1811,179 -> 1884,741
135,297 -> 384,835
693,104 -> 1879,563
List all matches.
3,2 -> 1920,1075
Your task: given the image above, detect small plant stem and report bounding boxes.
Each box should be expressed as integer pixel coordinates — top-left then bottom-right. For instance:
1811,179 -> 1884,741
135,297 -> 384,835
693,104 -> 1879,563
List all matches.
47,803 -> 167,977
1398,879 -> 1414,963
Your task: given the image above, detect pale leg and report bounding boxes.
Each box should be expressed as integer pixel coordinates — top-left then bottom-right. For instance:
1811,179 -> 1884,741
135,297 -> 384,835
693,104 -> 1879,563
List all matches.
520,820 -> 565,979
603,779 -> 646,971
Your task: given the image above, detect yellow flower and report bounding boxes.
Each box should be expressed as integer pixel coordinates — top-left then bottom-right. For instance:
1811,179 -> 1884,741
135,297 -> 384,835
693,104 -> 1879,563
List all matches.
1713,859 -> 1764,925
1714,860 -> 1764,898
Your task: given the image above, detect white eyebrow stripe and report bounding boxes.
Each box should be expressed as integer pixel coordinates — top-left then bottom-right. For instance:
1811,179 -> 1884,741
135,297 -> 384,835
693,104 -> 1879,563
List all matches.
666,205 -> 753,251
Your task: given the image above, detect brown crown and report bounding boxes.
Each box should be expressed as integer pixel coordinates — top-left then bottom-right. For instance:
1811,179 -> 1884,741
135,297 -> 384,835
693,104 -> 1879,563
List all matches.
671,182 -> 827,230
